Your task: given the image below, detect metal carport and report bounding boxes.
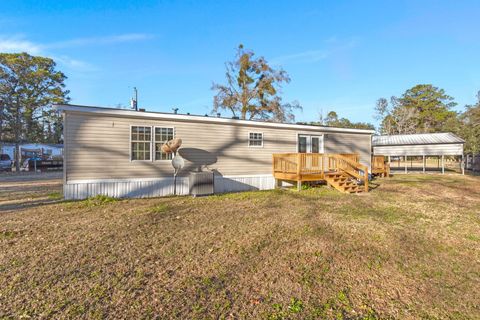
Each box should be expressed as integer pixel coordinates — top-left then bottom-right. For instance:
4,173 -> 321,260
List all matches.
372,133 -> 465,174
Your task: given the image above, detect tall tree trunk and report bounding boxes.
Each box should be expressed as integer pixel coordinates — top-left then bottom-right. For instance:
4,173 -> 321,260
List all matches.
15,141 -> 20,172
14,105 -> 21,172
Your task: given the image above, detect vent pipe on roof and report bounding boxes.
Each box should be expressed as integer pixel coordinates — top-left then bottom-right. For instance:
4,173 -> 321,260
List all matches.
216,113 -> 221,118
130,87 -> 138,111
232,116 -> 239,120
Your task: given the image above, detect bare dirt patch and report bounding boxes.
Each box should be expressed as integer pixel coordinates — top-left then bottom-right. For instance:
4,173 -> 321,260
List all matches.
0,175 -> 479,319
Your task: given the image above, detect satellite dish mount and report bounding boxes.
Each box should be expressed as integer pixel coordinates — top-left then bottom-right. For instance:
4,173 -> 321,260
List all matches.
162,138 -> 183,195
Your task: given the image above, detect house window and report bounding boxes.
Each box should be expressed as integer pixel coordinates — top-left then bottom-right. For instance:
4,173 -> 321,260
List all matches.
248,132 -> 263,147
131,126 -> 151,161
155,127 -> 174,160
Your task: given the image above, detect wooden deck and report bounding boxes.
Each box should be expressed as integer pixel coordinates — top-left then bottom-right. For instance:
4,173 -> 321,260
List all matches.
272,153 -> 369,193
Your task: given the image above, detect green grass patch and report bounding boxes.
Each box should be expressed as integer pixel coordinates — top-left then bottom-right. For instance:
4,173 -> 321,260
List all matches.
0,229 -> 20,239
82,195 -> 118,207
149,203 -> 169,214
47,191 -> 63,200
466,234 -> 480,242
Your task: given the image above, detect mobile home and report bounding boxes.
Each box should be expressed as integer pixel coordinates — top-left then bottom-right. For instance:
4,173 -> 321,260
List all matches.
56,104 -> 374,199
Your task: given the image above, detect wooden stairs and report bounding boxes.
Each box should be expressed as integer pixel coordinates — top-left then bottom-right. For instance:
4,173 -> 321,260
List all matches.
324,172 -> 364,194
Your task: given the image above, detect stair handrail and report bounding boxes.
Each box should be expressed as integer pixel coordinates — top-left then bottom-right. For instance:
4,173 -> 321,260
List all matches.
328,154 -> 369,192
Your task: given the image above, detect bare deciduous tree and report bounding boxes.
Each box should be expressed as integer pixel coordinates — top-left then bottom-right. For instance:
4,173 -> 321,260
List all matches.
212,45 -> 301,122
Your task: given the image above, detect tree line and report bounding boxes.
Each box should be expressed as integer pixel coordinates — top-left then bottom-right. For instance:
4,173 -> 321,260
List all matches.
0,53 -> 69,170
212,45 -> 479,153
374,85 -> 480,154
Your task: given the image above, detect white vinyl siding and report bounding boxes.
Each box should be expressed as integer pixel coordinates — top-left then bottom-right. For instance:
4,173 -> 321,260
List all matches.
64,112 -> 372,180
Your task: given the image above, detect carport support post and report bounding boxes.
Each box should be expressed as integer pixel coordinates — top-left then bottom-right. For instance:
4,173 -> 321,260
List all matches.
404,155 -> 407,174
441,155 -> 445,174
423,155 -> 426,174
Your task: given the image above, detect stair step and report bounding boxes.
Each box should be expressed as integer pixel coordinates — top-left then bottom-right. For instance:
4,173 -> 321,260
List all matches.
325,172 -> 366,194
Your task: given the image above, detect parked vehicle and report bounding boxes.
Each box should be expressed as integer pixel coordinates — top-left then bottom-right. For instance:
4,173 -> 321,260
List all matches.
0,154 -> 13,171
23,157 -> 63,172
22,156 -> 42,171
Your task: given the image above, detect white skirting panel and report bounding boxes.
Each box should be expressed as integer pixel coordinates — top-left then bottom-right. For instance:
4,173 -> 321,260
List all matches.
214,175 -> 275,193
64,177 -> 190,200
64,174 -> 276,200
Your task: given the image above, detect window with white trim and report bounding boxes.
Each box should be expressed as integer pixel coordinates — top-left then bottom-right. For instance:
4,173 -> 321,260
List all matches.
131,126 -> 152,160
155,127 -> 174,160
248,132 -> 263,147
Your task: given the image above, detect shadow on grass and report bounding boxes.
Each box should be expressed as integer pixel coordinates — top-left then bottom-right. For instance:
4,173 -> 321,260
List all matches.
0,198 -> 65,212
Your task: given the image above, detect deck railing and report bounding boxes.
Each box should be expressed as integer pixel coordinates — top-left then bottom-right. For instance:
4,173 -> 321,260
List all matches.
372,155 -> 390,177
273,153 -> 369,192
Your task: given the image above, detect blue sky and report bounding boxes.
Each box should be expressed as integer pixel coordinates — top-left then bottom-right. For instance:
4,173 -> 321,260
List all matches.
1,1 -> 479,125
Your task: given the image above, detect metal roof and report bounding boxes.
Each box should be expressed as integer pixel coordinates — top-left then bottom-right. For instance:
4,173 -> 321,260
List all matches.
372,132 -> 465,146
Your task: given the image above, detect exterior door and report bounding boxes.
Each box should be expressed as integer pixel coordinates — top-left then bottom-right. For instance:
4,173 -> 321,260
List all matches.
298,135 -> 324,153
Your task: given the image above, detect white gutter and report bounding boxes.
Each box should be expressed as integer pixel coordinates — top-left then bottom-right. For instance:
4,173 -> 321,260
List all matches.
54,104 -> 375,134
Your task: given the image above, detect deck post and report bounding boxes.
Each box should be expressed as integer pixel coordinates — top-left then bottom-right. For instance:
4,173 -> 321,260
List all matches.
388,156 -> 391,176
423,155 -> 426,174
461,154 -> 465,175
404,155 -> 407,174
442,155 -> 445,174
364,168 -> 369,192
296,153 -> 302,190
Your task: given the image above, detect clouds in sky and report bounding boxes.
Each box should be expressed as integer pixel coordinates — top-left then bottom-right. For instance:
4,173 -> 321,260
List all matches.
47,33 -> 153,49
270,37 -> 358,66
270,49 -> 328,65
0,37 -> 42,54
0,33 -> 153,71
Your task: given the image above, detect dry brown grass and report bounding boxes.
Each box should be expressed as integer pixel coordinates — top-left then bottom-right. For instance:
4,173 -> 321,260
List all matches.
1,174 -> 479,319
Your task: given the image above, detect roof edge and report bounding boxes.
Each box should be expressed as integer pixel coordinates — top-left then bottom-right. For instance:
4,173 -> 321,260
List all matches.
372,132 -> 465,146
54,104 -> 376,134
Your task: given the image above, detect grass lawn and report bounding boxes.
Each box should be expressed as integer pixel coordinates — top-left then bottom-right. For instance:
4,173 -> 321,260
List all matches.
1,174 -> 479,319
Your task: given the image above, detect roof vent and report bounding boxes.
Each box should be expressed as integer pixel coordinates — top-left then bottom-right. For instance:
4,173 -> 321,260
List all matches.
232,116 -> 239,120
216,113 -> 221,118
204,114 -> 209,117
139,108 -> 146,112
186,112 -> 190,115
